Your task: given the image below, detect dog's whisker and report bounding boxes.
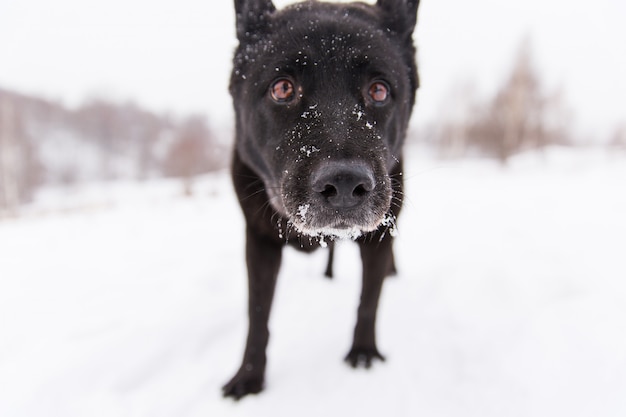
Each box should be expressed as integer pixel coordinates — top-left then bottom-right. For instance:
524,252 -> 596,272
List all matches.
240,188 -> 267,203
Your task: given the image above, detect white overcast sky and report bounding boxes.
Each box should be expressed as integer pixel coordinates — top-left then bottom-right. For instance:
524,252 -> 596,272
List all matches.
0,0 -> 624,139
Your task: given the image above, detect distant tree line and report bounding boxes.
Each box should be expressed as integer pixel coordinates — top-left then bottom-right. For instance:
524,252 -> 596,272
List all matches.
3,41 -> 624,214
423,41 -> 578,163
0,89 -> 228,213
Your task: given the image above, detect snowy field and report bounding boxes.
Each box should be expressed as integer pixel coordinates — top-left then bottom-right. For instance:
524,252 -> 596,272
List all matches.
1,146 -> 625,417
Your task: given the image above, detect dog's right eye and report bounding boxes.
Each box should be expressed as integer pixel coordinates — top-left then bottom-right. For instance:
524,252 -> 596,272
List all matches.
368,81 -> 390,104
270,79 -> 296,103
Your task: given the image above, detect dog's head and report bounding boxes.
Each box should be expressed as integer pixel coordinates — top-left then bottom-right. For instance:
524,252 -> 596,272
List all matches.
231,0 -> 419,238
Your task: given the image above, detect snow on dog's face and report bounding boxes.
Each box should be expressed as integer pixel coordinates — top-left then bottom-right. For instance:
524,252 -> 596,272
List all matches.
231,0 -> 419,238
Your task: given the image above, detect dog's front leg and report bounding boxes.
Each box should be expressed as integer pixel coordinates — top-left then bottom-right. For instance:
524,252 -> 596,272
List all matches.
223,227 -> 282,399
345,235 -> 394,367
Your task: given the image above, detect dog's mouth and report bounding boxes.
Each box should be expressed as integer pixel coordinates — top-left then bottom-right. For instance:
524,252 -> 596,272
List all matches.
284,205 -> 398,245
289,209 -> 369,240
289,214 -> 390,239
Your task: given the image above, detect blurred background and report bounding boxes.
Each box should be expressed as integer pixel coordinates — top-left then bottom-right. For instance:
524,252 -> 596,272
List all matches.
1,1 -> 625,416
0,0 -> 625,212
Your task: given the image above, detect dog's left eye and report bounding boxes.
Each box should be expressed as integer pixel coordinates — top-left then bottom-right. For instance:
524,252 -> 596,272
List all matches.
270,79 -> 296,102
368,82 -> 390,103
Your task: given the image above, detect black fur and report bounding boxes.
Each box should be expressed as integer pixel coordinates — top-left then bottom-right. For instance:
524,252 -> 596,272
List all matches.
224,0 -> 420,399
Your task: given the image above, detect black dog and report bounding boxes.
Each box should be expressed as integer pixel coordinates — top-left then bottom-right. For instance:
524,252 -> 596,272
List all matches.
224,0 -> 420,399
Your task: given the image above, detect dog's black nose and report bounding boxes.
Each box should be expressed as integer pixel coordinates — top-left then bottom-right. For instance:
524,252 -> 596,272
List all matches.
312,161 -> 376,209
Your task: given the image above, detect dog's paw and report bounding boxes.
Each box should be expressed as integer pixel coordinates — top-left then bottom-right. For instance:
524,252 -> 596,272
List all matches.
344,347 -> 386,368
222,373 -> 264,400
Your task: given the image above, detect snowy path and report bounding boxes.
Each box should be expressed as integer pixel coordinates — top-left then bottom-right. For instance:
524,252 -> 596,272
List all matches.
1,148 -> 625,416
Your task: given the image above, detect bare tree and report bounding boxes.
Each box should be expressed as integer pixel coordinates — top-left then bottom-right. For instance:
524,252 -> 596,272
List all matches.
164,116 -> 217,195
0,95 -> 19,213
472,40 -> 546,163
609,124 -> 626,150
0,92 -> 42,214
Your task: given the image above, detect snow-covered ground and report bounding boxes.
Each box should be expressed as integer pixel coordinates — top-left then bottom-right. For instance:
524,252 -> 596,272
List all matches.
1,146 -> 625,417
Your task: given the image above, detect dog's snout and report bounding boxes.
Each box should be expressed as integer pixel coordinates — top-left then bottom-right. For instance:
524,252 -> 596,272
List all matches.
312,162 -> 376,209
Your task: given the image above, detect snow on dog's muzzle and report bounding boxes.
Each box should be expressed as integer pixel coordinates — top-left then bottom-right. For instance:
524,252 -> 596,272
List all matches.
281,159 -> 393,240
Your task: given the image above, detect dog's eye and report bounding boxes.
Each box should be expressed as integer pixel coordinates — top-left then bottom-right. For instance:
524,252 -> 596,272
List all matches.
368,82 -> 390,103
270,79 -> 296,102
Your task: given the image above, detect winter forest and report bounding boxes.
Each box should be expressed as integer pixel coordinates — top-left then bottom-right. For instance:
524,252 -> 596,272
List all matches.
1,0 -> 625,416
0,89 -> 229,213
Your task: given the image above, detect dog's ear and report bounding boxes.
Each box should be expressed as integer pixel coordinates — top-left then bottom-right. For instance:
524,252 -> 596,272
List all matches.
376,0 -> 419,38
234,0 -> 276,41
